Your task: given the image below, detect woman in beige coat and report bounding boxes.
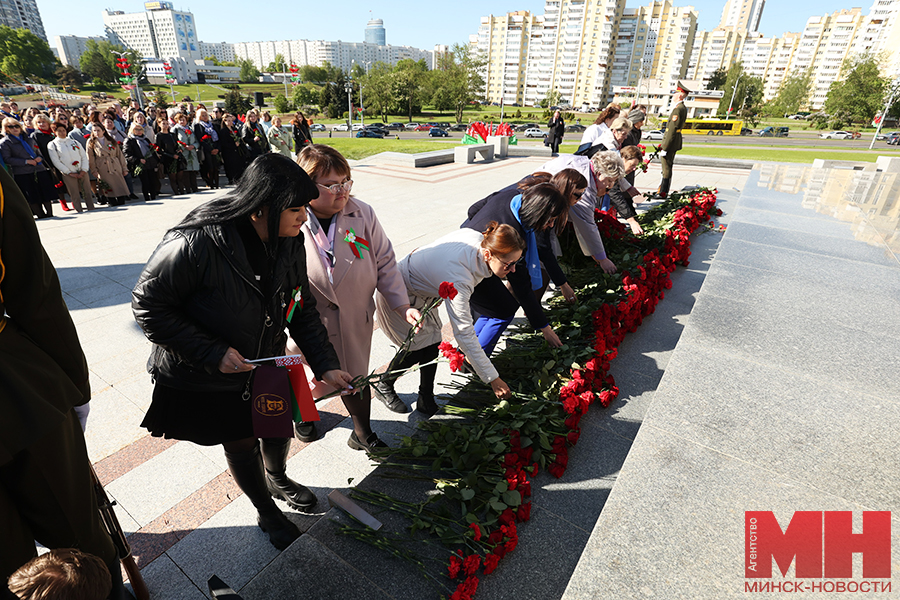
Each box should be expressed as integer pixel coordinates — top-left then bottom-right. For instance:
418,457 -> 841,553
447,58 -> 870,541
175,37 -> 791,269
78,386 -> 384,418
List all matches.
290,144 -> 419,450
86,126 -> 129,205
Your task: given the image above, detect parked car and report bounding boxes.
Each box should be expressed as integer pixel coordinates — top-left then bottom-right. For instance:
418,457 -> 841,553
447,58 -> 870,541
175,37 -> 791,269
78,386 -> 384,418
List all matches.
356,129 -> 385,138
404,122 -> 421,130
759,126 -> 789,137
819,130 -> 853,139
515,123 -> 540,132
351,123 -> 365,131
448,123 -> 468,131
428,128 -> 449,137
643,130 -> 664,141
414,124 -> 433,131
385,122 -> 405,130
740,127 -> 753,136
309,123 -> 326,132
887,132 -> 900,145
332,123 -> 349,131
786,114 -> 807,120
365,124 -> 388,133
565,124 -> 586,133
425,122 -> 446,128
874,131 -> 893,140
524,128 -> 546,138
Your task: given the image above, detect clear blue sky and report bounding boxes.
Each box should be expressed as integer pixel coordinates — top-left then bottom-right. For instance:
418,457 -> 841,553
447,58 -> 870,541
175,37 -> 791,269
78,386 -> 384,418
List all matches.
41,0 -> 867,52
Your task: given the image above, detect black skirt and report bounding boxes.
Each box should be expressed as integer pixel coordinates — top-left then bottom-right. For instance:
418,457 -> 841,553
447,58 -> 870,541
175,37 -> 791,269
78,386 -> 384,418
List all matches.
141,382 -> 254,446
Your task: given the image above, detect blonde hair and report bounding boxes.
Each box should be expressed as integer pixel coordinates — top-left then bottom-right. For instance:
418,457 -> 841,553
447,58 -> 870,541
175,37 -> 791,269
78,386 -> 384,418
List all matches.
610,117 -> 632,132
1,117 -> 22,135
590,151 -> 626,180
128,122 -> 145,136
295,144 -> 351,182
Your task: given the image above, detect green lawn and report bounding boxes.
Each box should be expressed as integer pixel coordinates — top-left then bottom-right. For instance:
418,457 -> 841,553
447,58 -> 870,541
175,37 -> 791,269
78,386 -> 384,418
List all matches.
314,138 -> 456,161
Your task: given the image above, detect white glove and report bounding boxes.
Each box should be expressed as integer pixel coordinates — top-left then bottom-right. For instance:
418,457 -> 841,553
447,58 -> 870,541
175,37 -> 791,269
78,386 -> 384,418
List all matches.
660,150 -> 667,157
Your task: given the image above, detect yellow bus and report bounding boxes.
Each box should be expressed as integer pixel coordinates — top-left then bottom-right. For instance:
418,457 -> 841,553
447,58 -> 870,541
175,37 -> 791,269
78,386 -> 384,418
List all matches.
662,119 -> 744,136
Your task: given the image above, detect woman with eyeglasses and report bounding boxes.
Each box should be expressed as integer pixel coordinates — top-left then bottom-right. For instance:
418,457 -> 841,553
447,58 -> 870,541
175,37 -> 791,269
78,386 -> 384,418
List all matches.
287,144 -> 420,450
374,221 -> 525,412
124,122 -> 161,202
0,117 -> 58,218
461,179 -> 570,355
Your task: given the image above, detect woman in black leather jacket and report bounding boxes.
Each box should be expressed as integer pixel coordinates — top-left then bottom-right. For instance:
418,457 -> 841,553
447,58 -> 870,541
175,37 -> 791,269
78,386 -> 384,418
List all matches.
132,154 -> 353,550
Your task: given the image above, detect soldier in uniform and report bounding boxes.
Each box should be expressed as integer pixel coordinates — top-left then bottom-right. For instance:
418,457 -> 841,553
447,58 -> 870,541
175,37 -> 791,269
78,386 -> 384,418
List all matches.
0,168 -> 132,599
655,81 -> 690,199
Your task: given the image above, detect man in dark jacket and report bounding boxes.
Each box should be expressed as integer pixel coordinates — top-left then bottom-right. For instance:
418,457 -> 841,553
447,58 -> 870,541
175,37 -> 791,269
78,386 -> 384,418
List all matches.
0,168 -> 131,599
655,81 -> 689,199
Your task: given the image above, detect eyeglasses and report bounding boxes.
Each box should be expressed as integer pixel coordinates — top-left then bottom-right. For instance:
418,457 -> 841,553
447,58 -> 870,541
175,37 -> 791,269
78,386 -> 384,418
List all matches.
573,191 -> 584,199
7,125 -> 21,129
494,256 -> 518,271
316,179 -> 353,195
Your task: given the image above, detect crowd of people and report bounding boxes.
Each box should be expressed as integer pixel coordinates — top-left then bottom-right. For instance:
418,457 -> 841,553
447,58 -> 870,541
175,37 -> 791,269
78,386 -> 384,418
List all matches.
0,98 -> 317,219
3,92 -> 657,597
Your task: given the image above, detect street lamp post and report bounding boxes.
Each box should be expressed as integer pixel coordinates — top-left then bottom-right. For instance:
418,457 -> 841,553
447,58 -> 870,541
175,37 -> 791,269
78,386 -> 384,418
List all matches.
726,74 -> 744,120
345,81 -> 353,134
281,62 -> 288,99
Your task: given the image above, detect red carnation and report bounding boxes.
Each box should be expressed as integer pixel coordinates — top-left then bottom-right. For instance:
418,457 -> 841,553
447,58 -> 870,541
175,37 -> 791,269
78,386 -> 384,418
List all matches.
483,553 -> 500,575
517,502 -> 532,522
499,508 -> 516,526
448,554 -> 462,579
462,554 -> 481,576
548,462 -> 566,478
439,281 -> 458,300
468,523 -> 482,541
567,428 -> 581,445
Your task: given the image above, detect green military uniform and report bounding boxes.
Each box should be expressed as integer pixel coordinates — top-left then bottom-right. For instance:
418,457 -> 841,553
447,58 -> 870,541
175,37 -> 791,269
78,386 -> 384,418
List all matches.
657,81 -> 690,198
0,168 -> 119,588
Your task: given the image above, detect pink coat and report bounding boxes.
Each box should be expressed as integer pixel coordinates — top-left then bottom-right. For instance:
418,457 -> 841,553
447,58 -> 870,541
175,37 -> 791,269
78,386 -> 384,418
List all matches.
299,197 -> 408,395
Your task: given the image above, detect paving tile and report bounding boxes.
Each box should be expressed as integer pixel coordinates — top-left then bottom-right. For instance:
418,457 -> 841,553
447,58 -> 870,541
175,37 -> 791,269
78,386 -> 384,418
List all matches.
239,535 -> 393,600
165,494 -> 282,594
83,386 -> 149,462
138,554 -> 207,600
106,441 -> 223,526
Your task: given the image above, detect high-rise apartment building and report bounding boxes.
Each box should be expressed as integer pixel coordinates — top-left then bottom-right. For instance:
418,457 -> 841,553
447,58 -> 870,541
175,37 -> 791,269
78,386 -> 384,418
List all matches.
791,9 -> 865,108
55,34 -> 110,67
232,39 -> 433,74
686,28 -> 746,88
738,32 -> 801,101
476,0 -> 627,109
365,18 -> 386,45
852,0 -> 900,77
200,41 -> 236,63
718,0 -> 765,33
0,0 -> 46,41
609,1 -> 698,94
102,2 -> 201,61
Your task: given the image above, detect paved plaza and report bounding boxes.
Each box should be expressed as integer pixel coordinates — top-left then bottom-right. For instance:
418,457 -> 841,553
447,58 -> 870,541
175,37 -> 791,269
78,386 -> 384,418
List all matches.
31,153 -> 899,599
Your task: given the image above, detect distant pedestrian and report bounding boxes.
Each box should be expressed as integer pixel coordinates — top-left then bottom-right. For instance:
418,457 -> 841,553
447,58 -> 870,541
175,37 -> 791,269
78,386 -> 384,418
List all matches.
173,113 -> 200,193
0,118 -> 57,218
291,112 -> 312,150
267,116 -> 292,157
546,109 -> 565,154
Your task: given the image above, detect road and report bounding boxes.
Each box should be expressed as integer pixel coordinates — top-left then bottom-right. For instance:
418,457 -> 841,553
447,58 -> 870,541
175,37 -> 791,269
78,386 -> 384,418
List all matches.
320,128 -> 900,151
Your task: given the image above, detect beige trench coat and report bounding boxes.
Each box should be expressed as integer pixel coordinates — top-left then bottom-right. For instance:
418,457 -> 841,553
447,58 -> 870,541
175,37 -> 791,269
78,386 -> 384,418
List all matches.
290,196 -> 408,397
87,139 -> 129,197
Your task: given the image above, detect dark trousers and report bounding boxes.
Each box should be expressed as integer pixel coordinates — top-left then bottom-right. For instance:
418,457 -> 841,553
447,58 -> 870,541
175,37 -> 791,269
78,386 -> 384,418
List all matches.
136,166 -> 161,200
0,409 -> 118,583
660,151 -> 676,179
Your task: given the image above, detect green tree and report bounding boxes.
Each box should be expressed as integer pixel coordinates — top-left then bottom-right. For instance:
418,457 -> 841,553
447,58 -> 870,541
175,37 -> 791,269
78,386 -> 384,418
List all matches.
763,69 -> 812,116
0,25 -> 57,81
717,63 -> 762,122
224,87 -> 252,115
358,61 -> 393,122
391,58 -> 428,121
55,65 -> 83,88
238,58 -> 260,83
299,65 -> 327,83
154,90 -> 170,111
291,83 -> 319,107
79,39 -> 137,84
273,93 -> 292,114
430,44 -> 485,123
203,55 -> 221,66
707,67 -> 727,90
538,89 -> 562,109
265,53 -> 286,73
824,53 -> 889,125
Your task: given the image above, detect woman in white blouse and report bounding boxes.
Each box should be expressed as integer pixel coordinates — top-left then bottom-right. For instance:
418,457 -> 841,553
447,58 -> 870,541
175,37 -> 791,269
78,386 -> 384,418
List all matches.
47,121 -> 95,212
374,222 -> 526,413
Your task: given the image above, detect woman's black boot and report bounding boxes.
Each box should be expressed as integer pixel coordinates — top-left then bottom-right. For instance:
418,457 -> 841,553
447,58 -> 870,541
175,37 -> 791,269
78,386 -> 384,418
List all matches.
373,378 -> 409,413
224,442 -> 300,550
260,437 -> 317,511
416,349 -> 440,416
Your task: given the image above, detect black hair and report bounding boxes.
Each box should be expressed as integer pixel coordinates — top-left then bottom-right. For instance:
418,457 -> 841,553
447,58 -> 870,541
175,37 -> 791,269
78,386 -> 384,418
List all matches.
175,153 -> 319,245
518,182 -> 568,231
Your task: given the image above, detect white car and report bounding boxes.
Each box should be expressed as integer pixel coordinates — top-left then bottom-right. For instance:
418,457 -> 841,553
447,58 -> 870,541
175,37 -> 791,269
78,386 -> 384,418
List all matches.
524,128 -> 546,138
643,130 -> 664,141
332,123 -> 349,131
820,130 -> 852,139
351,123 -> 364,131
404,122 -> 420,130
